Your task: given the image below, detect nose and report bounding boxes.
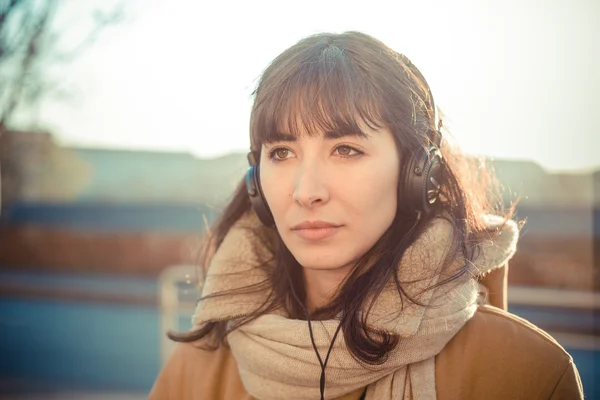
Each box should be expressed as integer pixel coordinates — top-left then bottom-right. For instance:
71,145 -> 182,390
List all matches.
292,161 -> 330,209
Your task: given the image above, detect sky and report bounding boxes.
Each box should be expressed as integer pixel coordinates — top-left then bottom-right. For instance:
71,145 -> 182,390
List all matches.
14,0 -> 600,173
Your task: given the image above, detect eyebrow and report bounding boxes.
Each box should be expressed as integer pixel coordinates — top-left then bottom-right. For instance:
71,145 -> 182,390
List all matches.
267,129 -> 370,143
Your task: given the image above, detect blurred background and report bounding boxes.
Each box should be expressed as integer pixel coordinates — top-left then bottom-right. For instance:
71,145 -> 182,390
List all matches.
0,0 -> 598,399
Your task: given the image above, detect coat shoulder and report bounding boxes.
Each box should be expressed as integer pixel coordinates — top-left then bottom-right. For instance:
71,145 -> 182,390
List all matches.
472,305 -> 573,358
436,305 -> 584,400
149,340 -> 251,400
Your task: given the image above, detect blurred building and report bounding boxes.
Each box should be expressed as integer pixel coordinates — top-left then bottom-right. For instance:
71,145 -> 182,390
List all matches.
0,130 -> 91,206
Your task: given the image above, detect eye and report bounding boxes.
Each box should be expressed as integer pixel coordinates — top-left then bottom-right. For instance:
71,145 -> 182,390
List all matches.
269,147 -> 294,161
334,145 -> 362,158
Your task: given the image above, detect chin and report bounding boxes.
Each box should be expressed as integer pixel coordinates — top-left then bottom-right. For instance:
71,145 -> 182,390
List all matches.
282,233 -> 360,271
292,252 -> 354,271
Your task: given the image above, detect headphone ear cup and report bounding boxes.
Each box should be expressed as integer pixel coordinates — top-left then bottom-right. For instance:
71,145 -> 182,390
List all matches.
400,145 -> 443,216
399,154 -> 419,215
421,150 -> 443,214
245,165 -> 275,226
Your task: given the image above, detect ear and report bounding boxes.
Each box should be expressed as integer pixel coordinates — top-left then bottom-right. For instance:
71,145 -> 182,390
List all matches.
479,262 -> 509,311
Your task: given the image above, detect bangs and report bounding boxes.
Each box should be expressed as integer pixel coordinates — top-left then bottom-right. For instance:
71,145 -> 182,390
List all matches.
250,45 -> 389,147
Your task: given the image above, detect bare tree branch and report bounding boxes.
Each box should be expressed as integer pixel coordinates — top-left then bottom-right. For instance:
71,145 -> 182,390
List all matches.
54,2 -> 124,62
0,1 -> 55,127
0,0 -> 124,130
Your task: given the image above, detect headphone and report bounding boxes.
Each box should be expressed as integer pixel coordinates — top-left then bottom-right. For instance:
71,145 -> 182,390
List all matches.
246,56 -> 444,227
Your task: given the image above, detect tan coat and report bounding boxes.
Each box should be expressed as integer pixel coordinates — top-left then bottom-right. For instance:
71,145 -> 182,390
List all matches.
150,301 -> 583,400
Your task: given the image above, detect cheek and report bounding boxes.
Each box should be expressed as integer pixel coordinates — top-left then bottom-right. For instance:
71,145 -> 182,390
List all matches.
260,166 -> 291,217
351,160 -> 399,218
342,163 -> 398,263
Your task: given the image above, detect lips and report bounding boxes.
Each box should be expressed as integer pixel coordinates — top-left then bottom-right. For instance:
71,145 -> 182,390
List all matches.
291,221 -> 341,230
291,221 -> 342,241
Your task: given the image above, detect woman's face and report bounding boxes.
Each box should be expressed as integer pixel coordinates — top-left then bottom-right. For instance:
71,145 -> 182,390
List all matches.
260,121 -> 400,272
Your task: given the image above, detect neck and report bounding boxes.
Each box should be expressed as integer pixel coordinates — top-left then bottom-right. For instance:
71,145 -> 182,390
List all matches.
302,265 -> 353,314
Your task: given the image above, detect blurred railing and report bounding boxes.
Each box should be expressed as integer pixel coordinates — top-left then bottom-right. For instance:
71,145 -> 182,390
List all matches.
507,286 -> 598,351
508,286 -> 598,309
158,264 -> 198,365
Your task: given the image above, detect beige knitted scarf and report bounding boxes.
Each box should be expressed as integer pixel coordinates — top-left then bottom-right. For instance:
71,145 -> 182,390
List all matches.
192,211 -> 519,400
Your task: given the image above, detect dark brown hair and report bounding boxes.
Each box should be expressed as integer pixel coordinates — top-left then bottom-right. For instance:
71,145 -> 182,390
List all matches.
169,31 -> 516,364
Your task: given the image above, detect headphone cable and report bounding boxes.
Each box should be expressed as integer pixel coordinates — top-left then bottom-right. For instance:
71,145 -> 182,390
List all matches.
287,271 -> 344,400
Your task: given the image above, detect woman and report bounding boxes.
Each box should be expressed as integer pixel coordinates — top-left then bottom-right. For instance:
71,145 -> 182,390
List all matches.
150,32 -> 583,399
